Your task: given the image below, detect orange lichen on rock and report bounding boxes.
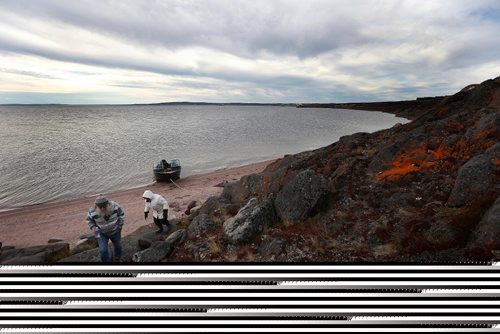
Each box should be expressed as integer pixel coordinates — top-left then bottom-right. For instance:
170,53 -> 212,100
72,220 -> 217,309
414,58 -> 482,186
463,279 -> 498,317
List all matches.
377,144 -> 454,181
474,127 -> 497,140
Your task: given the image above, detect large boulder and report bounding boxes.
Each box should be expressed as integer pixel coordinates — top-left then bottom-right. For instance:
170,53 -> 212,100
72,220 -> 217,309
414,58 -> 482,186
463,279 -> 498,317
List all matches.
470,196 -> 500,251
223,197 -> 277,244
1,243 -> 69,264
447,154 -> 495,207
274,169 -> 330,222
188,214 -> 217,237
132,229 -> 187,262
222,174 -> 264,205
197,195 -> 240,222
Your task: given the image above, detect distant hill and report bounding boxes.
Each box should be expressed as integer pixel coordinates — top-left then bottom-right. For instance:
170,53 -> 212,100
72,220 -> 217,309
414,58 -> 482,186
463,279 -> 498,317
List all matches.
298,95 -> 449,120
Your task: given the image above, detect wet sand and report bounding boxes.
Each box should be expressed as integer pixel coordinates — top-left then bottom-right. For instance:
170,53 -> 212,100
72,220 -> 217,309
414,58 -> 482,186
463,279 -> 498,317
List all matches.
0,160 -> 272,248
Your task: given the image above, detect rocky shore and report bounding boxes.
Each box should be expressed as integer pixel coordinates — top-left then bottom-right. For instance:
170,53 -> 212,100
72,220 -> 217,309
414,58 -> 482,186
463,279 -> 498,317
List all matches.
1,77 -> 499,263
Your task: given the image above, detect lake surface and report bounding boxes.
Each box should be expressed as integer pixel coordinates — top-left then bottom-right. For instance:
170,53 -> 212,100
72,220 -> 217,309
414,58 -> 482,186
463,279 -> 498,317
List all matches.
0,104 -> 407,210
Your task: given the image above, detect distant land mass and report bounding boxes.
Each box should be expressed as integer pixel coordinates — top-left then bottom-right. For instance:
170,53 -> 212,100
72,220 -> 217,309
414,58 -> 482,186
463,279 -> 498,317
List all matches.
0,102 -> 297,107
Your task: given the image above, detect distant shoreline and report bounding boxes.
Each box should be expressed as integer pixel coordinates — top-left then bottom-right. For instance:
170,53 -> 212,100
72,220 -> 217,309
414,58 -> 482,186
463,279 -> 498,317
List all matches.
0,102 -> 297,107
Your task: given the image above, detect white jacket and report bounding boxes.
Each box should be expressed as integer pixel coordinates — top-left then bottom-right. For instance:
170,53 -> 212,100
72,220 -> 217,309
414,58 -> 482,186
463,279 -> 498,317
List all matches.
143,190 -> 169,219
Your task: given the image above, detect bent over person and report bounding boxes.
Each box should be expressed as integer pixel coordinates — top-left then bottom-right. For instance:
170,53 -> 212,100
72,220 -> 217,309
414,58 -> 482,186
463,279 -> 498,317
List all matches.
142,190 -> 169,234
86,195 -> 125,262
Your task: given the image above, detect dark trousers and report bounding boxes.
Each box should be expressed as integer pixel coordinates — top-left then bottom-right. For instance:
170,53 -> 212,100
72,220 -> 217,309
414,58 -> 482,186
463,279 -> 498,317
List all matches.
153,211 -> 169,230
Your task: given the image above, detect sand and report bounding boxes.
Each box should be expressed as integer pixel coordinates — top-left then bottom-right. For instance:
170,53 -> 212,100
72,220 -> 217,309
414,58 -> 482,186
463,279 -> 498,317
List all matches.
0,160 -> 272,248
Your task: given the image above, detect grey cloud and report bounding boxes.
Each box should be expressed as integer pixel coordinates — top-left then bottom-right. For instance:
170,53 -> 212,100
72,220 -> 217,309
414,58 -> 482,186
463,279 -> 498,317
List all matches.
0,0 -> 372,58
1,0 -> 500,103
0,33 -> 317,91
0,67 -> 57,79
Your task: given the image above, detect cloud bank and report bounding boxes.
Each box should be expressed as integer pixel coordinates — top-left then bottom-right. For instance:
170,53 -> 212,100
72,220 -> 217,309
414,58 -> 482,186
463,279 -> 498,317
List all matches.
0,0 -> 499,103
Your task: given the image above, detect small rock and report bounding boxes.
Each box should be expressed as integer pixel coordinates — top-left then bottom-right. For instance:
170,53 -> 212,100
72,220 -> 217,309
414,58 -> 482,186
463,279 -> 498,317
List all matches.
185,201 -> 199,215
133,230 -> 187,262
48,238 -> 65,244
188,205 -> 202,220
71,238 -> 98,255
79,233 -> 96,240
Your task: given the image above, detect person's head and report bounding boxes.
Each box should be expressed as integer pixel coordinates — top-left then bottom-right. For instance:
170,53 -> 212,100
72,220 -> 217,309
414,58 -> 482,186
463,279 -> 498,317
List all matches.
142,190 -> 153,203
95,195 -> 109,210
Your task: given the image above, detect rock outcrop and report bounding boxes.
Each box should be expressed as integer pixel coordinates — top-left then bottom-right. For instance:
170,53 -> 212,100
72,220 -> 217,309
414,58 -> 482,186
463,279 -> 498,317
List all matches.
274,170 -> 330,223
223,197 -> 277,244
132,229 -> 187,262
167,76 -> 500,262
469,196 -> 500,253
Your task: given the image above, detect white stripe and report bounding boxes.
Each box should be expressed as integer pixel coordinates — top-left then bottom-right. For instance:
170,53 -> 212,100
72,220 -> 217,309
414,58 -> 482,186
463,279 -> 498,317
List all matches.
2,276 -> 499,283
0,328 -> 495,333
1,308 -> 499,317
0,265 -> 496,271
2,291 -> 500,297
3,281 -> 500,289
1,318 -> 500,325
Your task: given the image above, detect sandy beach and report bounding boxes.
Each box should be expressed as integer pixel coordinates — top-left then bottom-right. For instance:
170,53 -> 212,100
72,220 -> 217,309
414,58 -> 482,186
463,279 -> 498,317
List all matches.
0,160 -> 272,249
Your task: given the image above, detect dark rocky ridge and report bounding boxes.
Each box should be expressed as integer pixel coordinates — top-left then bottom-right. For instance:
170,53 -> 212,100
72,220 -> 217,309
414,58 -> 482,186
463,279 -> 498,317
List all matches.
170,76 -> 500,262
298,96 -> 448,120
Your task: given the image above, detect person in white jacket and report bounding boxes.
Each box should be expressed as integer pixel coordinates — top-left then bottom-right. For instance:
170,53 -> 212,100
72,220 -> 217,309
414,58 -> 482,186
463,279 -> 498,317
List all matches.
142,190 -> 170,234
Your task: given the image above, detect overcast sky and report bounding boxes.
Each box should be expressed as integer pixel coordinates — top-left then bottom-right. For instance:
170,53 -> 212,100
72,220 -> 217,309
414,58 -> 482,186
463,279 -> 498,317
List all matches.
0,0 -> 499,104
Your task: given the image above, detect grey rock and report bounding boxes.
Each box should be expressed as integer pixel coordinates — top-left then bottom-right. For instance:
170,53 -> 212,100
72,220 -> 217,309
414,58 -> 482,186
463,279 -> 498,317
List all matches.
188,205 -> 202,220
188,214 -> 217,237
2,253 -> 47,265
60,247 -> 101,262
447,154 -> 494,207
471,196 -> 500,250
45,242 -> 70,262
185,200 -> 199,215
137,230 -> 164,250
18,245 -> 48,257
71,238 -> 98,255
223,197 -> 276,244
466,112 -> 500,140
1,245 -> 15,251
196,195 -> 240,221
138,237 -> 153,250
79,233 -> 96,240
168,218 -> 181,229
0,248 -> 19,263
132,229 -> 187,262
1,243 -> 69,264
48,238 -> 65,244
257,236 -> 285,260
274,169 -> 330,222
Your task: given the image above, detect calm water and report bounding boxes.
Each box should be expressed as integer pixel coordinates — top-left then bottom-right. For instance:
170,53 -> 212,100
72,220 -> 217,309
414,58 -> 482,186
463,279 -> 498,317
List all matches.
0,104 -> 407,210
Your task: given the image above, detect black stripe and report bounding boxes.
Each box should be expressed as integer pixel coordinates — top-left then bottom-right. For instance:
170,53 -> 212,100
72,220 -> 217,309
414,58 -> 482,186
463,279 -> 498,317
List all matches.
2,304 -> 500,311
0,323 -> 495,328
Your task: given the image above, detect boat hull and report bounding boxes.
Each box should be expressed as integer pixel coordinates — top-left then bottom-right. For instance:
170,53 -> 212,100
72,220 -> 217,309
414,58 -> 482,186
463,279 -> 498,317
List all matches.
154,169 -> 181,182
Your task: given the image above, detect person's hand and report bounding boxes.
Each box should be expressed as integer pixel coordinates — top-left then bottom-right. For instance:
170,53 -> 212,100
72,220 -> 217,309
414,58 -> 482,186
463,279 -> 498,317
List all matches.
144,212 -> 148,220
